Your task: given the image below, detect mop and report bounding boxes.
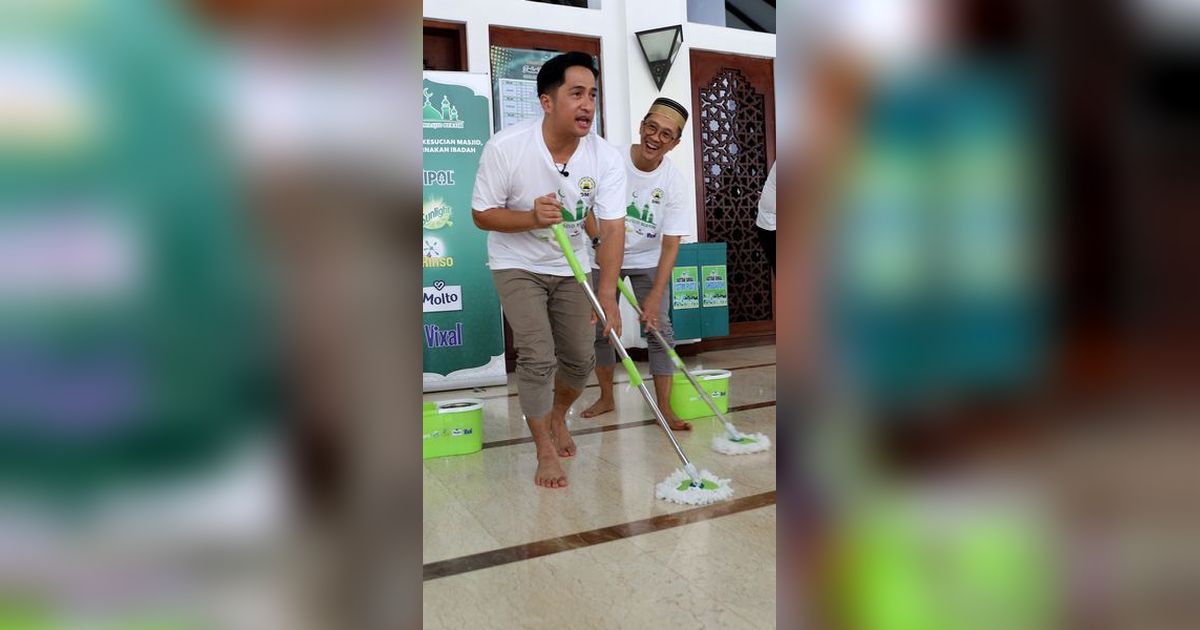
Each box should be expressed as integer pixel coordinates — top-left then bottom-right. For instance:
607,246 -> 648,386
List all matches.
616,278 -> 772,456
550,224 -> 733,506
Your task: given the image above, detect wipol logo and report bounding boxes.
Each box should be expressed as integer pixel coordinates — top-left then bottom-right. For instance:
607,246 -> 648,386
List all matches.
424,322 -> 464,348
423,170 -> 456,186
423,280 -> 463,313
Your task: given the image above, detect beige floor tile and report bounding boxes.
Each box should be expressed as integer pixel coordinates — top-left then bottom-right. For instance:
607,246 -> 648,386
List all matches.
631,508 -> 778,628
424,431 -> 695,548
423,560 -> 590,629
423,530 -> 770,630
421,474 -> 503,564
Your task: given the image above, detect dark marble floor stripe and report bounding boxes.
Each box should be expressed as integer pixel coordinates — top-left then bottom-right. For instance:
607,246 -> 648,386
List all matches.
480,400 -> 777,450
423,490 -> 776,581
471,361 -> 777,400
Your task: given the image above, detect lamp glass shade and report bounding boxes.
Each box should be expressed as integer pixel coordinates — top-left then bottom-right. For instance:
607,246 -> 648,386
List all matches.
638,28 -> 678,62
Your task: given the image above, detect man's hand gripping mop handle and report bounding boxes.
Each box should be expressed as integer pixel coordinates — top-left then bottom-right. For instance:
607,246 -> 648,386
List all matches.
616,278 -> 745,443
550,225 -> 699,480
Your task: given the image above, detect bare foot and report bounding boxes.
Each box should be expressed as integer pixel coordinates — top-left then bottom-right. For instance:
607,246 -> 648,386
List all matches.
534,451 -> 568,488
550,416 -> 577,458
580,397 -> 615,418
663,411 -> 691,431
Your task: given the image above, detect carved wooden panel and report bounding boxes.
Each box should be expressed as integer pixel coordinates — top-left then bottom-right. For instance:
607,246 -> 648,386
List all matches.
694,62 -> 774,326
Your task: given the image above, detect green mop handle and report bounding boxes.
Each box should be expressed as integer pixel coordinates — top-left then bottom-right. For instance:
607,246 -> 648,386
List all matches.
551,222 -> 590,286
550,223 -> 640,387
616,277 -> 742,441
616,280 -> 686,372
551,224 -> 698,479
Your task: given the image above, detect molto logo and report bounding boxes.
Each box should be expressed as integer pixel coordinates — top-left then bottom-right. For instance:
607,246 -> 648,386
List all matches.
423,170 -> 456,186
423,280 -> 463,313
423,237 -> 455,268
424,322 -> 464,348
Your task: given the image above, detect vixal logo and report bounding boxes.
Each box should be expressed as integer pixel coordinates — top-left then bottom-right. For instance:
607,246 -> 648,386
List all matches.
423,280 -> 463,313
424,322 -> 464,348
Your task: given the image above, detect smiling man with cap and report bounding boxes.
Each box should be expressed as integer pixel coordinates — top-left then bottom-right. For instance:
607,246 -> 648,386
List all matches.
582,97 -> 693,430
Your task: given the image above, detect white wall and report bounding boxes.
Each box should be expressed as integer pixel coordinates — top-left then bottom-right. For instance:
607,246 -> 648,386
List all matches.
425,0 -> 775,344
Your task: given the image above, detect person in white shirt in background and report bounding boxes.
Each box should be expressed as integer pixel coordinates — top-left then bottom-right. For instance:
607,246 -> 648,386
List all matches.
581,97 -> 693,430
472,52 -> 626,489
756,161 -> 777,275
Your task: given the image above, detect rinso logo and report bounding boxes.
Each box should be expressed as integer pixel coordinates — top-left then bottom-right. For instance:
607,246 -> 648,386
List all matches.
423,237 -> 455,268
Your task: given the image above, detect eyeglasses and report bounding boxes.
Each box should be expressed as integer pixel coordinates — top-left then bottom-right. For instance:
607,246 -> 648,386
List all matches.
641,120 -> 678,143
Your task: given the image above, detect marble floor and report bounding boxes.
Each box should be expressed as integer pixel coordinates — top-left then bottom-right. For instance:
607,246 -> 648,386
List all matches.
423,345 -> 777,629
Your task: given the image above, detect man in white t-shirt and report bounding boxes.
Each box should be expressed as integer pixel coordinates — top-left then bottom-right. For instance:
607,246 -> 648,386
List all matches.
756,161 -> 776,274
472,52 -> 626,489
581,97 -> 693,430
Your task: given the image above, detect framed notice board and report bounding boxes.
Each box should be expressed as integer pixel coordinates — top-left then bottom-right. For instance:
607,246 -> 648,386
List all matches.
488,26 -> 605,137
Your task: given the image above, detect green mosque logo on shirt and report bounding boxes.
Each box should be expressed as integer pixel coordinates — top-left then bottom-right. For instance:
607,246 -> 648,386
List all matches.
626,188 -> 664,238
533,189 -> 589,244
562,198 -> 589,223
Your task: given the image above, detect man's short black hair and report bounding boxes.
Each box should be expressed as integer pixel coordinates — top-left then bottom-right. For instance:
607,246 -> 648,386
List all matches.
537,51 -> 598,96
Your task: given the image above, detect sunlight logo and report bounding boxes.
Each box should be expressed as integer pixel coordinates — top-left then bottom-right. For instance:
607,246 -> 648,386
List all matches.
423,198 -> 453,230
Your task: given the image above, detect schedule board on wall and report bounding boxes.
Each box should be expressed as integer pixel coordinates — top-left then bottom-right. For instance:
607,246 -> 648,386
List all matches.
489,46 -> 603,134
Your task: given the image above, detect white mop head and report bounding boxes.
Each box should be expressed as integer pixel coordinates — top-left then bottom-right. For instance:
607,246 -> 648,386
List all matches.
654,468 -> 734,506
711,432 -> 772,455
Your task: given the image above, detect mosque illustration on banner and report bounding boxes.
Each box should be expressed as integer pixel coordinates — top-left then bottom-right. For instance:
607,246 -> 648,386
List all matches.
423,85 -> 465,129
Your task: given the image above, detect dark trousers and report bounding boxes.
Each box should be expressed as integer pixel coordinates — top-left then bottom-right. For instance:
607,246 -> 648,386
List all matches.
756,226 -> 776,275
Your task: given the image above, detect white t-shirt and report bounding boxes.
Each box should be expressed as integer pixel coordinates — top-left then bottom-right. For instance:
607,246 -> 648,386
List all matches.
756,162 -> 777,231
593,151 -> 690,270
472,117 -> 626,276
